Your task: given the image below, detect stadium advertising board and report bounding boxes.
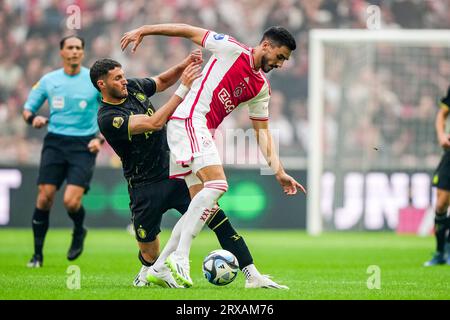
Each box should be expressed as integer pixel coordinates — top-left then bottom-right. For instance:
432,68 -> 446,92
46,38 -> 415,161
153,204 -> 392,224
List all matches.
0,168 -> 435,232
322,171 -> 435,233
0,167 -> 306,229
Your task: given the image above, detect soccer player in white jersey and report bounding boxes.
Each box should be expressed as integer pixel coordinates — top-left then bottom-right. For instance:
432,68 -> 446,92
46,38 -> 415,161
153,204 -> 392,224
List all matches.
121,24 -> 306,289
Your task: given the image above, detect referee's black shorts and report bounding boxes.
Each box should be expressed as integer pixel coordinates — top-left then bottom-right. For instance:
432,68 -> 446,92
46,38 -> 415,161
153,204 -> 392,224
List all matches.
433,150 -> 450,191
129,178 -> 191,243
37,132 -> 97,192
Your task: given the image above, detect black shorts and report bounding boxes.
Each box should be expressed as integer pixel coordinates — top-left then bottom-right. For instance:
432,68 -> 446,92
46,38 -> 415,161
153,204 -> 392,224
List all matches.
129,178 -> 191,243
433,150 -> 450,191
37,132 -> 97,192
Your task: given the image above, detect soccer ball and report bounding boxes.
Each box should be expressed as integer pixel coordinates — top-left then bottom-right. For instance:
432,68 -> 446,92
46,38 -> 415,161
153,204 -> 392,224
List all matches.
202,249 -> 239,286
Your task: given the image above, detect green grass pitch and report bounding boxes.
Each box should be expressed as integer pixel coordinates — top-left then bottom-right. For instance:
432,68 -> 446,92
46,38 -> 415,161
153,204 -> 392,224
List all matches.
0,229 -> 449,300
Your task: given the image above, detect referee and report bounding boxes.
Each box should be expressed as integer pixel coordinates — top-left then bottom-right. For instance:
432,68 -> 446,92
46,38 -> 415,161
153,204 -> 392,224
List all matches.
93,54 -> 287,289
23,36 -> 103,268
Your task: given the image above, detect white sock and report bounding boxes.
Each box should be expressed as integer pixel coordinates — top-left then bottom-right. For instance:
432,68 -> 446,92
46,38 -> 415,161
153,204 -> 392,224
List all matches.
176,180 -> 228,256
242,264 -> 262,280
152,214 -> 188,272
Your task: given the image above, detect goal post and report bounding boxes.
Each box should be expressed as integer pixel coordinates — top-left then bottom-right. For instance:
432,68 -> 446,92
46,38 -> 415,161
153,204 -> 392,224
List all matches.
307,29 -> 450,235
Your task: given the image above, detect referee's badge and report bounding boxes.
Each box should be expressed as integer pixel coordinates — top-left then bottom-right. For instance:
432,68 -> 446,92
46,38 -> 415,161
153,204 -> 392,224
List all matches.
52,96 -> 65,109
112,116 -> 124,129
137,227 -> 147,239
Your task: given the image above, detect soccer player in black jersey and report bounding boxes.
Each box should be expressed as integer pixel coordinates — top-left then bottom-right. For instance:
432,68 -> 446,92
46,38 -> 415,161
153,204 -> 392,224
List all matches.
425,86 -> 450,266
92,53 -> 287,288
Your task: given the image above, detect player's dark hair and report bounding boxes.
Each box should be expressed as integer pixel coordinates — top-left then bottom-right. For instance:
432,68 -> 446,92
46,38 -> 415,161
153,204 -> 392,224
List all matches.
90,58 -> 122,91
60,35 -> 85,49
260,26 -> 296,51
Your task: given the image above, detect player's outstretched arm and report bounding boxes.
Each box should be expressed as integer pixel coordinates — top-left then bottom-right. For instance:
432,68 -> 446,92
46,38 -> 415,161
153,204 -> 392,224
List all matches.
121,23 -> 208,53
87,133 -> 105,154
153,49 -> 203,93
251,119 -> 306,195
128,62 -> 202,134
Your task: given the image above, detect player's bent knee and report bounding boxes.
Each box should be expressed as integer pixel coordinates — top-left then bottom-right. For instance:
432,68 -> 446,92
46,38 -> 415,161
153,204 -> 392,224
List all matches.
436,190 -> 450,212
36,189 -> 55,210
196,165 -> 226,182
36,197 -> 53,211
436,205 -> 449,215
435,199 -> 450,213
63,198 -> 82,213
204,180 -> 228,199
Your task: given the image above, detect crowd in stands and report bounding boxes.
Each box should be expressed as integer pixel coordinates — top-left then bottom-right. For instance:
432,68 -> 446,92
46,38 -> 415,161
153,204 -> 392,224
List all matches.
1,0 -> 450,168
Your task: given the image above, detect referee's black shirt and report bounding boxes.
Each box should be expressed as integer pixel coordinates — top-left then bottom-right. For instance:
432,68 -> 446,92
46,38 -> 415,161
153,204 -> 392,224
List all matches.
97,78 -> 169,187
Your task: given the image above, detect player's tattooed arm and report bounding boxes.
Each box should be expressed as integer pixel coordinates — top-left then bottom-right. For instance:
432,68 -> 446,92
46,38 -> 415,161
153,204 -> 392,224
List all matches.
121,23 -> 209,52
152,49 -> 203,93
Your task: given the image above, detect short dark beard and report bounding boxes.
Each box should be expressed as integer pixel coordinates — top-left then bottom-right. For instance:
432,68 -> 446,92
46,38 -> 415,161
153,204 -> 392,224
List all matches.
109,87 -> 128,100
261,55 -> 272,73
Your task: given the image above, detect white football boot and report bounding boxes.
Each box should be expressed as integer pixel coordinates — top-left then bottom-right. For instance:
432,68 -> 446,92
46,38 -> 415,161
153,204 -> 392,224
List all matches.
146,265 -> 184,288
133,265 -> 149,287
245,275 -> 289,289
165,251 -> 193,288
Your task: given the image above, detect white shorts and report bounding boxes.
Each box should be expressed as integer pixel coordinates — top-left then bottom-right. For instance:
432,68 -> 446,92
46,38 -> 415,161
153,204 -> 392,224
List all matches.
167,118 -> 222,182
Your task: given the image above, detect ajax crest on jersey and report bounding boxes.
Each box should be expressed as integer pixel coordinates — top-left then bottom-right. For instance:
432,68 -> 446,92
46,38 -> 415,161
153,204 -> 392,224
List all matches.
202,249 -> 239,286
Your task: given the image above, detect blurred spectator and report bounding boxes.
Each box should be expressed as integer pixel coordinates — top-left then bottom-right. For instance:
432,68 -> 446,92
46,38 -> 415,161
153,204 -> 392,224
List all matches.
291,99 -> 309,156
269,90 -> 295,148
1,0 -> 450,168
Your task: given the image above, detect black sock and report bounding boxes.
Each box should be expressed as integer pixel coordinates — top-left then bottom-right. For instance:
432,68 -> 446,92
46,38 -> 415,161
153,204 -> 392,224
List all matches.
207,209 -> 253,269
435,213 -> 448,253
444,215 -> 450,245
68,206 -> 85,235
32,208 -> 49,256
138,251 -> 154,267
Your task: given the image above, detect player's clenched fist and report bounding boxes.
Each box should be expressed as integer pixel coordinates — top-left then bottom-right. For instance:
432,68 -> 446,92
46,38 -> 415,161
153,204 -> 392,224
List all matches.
32,116 -> 49,129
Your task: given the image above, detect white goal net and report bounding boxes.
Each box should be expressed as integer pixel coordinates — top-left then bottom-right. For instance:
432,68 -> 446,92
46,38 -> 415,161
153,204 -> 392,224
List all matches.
307,30 -> 450,234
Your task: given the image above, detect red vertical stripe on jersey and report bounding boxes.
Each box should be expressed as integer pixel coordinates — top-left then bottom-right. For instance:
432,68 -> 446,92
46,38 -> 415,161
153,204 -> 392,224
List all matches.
205,52 -> 266,129
189,58 -> 218,119
184,119 -> 195,153
186,118 -> 200,152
